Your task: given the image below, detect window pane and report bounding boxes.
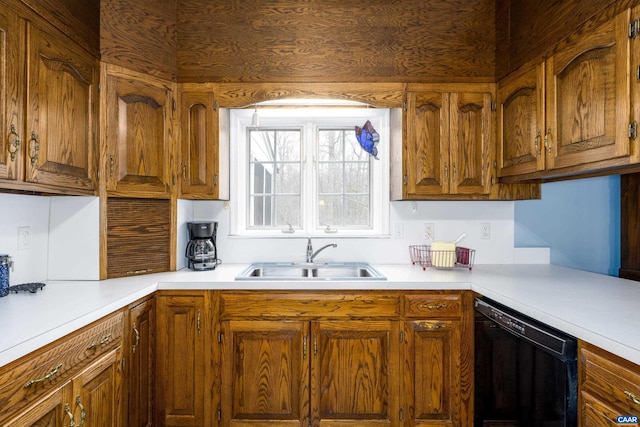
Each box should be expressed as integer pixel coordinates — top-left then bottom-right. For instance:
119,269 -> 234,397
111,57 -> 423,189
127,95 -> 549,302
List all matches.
345,133 -> 369,161
318,196 -> 343,225
318,163 -> 343,193
276,163 -> 301,193
344,162 -> 369,193
345,195 -> 370,226
276,196 -> 301,227
319,130 -> 343,161
275,131 -> 301,161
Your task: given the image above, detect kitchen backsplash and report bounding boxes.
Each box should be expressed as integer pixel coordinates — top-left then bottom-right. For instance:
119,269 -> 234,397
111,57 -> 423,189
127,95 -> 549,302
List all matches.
0,193 -> 548,284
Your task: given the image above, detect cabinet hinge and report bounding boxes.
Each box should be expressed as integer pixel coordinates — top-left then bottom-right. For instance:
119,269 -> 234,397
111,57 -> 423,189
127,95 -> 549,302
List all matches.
629,18 -> 640,39
403,100 -> 408,111
214,100 -> 218,111
491,101 -> 497,111
217,406 -> 222,421
403,175 -> 408,185
630,121 -> 638,140
217,331 -> 222,343
121,358 -> 126,370
399,331 -> 404,343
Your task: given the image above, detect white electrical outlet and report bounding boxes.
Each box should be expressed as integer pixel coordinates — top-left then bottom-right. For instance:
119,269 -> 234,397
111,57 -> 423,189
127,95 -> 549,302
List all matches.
424,223 -> 435,241
394,223 -> 404,239
18,226 -> 31,250
481,223 -> 491,240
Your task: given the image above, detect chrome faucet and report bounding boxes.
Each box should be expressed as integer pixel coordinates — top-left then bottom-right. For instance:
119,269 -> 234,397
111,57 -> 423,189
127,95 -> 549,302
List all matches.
306,238 -> 337,263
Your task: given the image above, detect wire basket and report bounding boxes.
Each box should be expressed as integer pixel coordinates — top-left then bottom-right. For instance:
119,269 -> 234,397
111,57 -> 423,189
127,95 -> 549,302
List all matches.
409,245 -> 475,270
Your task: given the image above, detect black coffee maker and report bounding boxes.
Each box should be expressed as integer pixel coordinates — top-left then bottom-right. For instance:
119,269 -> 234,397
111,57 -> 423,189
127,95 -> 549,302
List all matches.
186,221 -> 220,270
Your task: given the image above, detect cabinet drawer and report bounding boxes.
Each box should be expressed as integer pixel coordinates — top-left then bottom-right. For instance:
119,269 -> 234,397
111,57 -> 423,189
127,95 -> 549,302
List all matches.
0,310 -> 123,421
404,293 -> 462,317
580,342 -> 640,415
220,291 -> 401,319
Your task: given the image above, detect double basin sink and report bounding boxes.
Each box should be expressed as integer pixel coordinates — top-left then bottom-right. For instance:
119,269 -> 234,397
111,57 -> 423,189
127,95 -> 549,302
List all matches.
235,262 -> 386,281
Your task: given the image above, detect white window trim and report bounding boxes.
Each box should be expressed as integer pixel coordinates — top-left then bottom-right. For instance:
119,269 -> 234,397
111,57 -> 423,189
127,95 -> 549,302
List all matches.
229,107 -> 390,237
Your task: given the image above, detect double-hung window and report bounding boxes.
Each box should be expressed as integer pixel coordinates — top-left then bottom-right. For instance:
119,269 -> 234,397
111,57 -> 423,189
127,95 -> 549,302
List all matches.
230,107 -> 390,236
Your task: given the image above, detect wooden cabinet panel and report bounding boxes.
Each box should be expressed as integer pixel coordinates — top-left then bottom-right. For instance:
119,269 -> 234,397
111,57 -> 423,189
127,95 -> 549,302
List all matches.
0,6 -> 24,183
403,319 -> 461,426
404,293 -> 462,318
405,91 -> 449,196
220,320 -> 310,427
128,298 -> 155,427
102,63 -> 175,197
497,62 -> 546,177
156,294 -> 210,427
403,86 -> 493,198
0,5 -> 97,194
579,341 -> 640,427
179,84 -> 220,199
71,347 -> 122,427
545,9 -> 631,171
25,22 -> 98,191
3,386 -> 73,427
311,320 -> 401,426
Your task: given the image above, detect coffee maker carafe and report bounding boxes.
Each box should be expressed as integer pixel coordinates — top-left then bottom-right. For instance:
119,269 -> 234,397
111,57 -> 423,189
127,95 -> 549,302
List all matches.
186,221 -> 220,270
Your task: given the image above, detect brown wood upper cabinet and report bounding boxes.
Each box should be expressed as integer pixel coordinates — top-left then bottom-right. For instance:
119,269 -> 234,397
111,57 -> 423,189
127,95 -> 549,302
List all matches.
0,5 -> 98,194
403,84 -> 493,199
178,83 -> 229,200
101,63 -> 176,198
498,8 -> 637,180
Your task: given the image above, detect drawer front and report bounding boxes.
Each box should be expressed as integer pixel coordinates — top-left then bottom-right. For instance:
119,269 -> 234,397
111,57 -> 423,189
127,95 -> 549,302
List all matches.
404,293 -> 462,317
0,310 -> 123,421
580,343 -> 640,415
220,291 -> 401,319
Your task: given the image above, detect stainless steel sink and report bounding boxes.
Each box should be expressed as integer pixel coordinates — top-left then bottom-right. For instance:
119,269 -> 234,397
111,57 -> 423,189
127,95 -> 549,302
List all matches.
235,262 -> 386,281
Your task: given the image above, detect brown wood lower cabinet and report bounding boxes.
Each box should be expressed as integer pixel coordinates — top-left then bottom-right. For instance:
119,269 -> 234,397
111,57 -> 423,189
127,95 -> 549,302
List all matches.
128,297 -> 155,427
579,341 -> 640,427
216,290 -> 473,427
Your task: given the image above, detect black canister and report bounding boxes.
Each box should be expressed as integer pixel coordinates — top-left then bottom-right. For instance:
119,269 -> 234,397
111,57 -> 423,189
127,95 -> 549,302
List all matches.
0,254 -> 13,297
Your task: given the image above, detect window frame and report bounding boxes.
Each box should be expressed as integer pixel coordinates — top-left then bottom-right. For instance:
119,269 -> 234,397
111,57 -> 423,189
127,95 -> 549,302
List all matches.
229,107 -> 390,237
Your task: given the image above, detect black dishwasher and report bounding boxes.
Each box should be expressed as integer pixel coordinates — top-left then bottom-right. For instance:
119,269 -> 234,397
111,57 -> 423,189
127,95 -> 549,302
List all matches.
474,297 -> 577,427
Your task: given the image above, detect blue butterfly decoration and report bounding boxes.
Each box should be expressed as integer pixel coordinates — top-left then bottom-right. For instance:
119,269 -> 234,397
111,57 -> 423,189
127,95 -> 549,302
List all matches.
355,120 -> 379,160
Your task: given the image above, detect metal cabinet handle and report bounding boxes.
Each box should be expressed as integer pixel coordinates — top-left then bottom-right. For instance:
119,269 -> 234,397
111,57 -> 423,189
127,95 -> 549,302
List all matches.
132,323 -> 140,353
109,155 -> 114,177
421,303 -> 448,310
64,403 -> 76,427
28,131 -> 39,166
87,334 -> 112,350
182,163 -> 187,180
197,309 -> 201,336
544,126 -> 553,154
8,124 -> 20,161
313,335 -> 318,357
419,322 -> 446,329
444,163 -> 449,178
303,334 -> 307,359
625,390 -> 640,406
76,397 -> 86,427
534,130 -> 542,156
25,363 -> 63,388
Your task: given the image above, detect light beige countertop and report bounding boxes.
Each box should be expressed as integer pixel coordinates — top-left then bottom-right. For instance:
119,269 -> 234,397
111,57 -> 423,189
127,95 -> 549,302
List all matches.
2,263 -> 639,367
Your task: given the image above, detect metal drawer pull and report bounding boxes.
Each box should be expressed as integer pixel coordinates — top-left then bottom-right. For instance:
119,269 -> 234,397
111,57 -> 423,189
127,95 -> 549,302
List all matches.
132,323 -> 140,353
25,363 -> 63,388
625,391 -> 640,406
8,124 -> 21,160
87,333 -> 112,350
64,403 -> 75,427
28,131 -> 39,166
76,397 -> 86,427
421,303 -> 447,309
303,334 -> 307,359
419,322 -> 445,329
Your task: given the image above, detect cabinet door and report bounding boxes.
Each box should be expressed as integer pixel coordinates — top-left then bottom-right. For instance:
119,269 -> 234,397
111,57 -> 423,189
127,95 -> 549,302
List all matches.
220,320 -> 310,427
128,298 -> 155,427
311,320 -> 401,426
580,391 -> 624,427
405,91 -> 449,196
179,84 -> 220,198
449,91 -> 492,195
3,385 -> 73,427
26,22 -> 98,191
103,64 -> 175,197
403,319 -> 462,427
156,294 -> 209,427
71,347 -> 123,427
0,6 -> 24,183
545,9 -> 631,171
497,63 -> 546,177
